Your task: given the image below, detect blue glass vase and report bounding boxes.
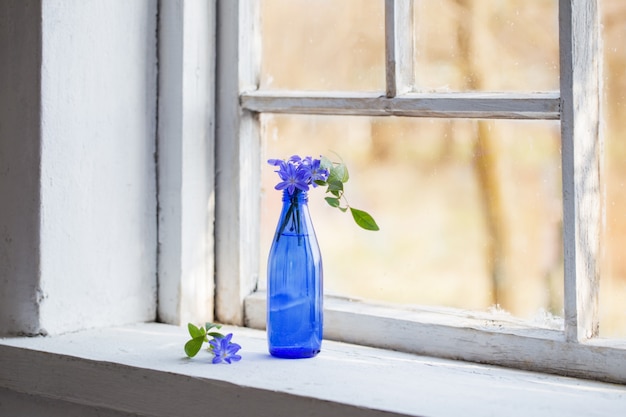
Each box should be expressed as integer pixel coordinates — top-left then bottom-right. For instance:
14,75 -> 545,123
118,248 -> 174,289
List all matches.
267,189 -> 323,358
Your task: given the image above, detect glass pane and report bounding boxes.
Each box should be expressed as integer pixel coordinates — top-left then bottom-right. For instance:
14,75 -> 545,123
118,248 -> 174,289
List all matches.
413,0 -> 559,92
599,0 -> 626,338
260,0 -> 385,91
260,114 -> 563,325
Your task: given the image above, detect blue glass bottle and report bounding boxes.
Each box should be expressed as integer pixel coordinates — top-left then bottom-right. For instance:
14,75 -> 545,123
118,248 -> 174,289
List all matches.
267,189 -> 323,358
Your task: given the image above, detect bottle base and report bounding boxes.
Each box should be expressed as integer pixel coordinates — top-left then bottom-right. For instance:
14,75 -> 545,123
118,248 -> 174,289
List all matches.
269,346 -> 321,359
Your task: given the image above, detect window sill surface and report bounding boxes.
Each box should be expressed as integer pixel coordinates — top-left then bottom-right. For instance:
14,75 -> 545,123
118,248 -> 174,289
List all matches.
1,322 -> 625,417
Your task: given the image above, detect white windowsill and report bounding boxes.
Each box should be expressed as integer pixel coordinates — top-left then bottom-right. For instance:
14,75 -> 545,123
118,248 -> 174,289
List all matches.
246,291 -> 626,384
1,323 -> 625,417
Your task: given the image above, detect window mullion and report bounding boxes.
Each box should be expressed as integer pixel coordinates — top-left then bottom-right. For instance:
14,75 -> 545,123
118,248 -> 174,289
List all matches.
241,90 -> 560,119
385,0 -> 414,97
559,0 -> 602,342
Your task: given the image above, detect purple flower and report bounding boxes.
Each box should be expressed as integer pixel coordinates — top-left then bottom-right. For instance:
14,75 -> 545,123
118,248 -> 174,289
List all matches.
209,333 -> 242,364
274,160 -> 310,195
268,155 -> 329,194
301,158 -> 329,186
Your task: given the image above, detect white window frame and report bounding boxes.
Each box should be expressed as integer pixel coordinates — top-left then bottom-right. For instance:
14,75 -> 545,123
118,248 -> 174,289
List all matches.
212,0 -> 626,384
157,0 -> 217,326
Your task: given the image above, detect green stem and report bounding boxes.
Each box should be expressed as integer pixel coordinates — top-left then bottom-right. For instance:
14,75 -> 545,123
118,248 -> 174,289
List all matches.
275,201 -> 294,242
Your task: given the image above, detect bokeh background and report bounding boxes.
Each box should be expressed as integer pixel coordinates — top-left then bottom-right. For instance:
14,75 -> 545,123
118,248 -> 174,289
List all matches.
256,0 -> 626,337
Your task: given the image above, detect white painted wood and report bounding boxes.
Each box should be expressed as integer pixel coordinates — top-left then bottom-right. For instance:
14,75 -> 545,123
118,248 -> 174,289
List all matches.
385,0 -> 413,97
0,0 -> 158,336
559,0 -> 602,342
38,0 -> 158,334
157,0 -> 216,325
241,90 -> 560,119
2,323 -> 626,417
0,1 -> 43,336
215,0 -> 261,325
245,292 -> 626,384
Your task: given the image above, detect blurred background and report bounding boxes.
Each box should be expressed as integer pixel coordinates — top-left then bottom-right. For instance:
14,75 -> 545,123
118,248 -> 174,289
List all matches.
256,0 -> 626,337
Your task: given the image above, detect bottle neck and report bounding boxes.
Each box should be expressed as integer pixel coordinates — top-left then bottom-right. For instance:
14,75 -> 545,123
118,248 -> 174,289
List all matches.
282,189 -> 308,204
276,189 -> 312,239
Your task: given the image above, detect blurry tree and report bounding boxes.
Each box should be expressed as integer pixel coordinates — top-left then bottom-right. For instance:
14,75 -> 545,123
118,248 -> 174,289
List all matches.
453,0 -> 508,307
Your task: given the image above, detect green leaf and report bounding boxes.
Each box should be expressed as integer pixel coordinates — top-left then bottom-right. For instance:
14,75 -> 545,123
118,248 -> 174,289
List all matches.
320,156 -> 334,171
325,197 -> 340,208
337,163 -> 349,182
327,179 -> 344,192
329,164 -> 349,184
207,332 -> 224,339
187,323 -> 205,338
205,322 -> 222,332
350,208 -> 380,231
314,179 -> 327,187
184,337 -> 204,357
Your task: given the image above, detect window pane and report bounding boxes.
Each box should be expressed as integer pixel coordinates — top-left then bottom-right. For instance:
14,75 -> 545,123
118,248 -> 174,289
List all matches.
260,114 -> 563,324
599,0 -> 626,338
260,0 -> 385,91
413,0 -> 559,92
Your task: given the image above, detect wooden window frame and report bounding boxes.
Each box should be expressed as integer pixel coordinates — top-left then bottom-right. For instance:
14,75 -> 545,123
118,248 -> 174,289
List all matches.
214,0 -> 626,383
